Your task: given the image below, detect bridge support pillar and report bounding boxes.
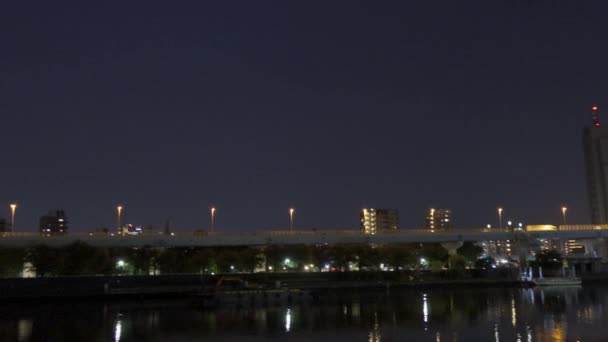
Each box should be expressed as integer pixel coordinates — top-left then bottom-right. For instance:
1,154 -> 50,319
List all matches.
441,241 -> 464,256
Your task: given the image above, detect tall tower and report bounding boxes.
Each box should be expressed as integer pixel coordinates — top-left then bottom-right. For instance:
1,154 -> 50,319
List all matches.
583,105 -> 608,223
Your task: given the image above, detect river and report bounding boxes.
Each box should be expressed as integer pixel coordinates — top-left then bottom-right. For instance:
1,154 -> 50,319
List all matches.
1,285 -> 607,341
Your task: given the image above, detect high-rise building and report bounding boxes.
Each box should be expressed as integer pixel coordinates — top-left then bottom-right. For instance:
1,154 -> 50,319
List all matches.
424,208 -> 452,231
360,208 -> 399,235
39,209 -> 68,235
583,105 -> 608,223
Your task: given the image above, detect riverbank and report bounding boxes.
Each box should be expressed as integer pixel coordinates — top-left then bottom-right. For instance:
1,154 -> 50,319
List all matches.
0,270 -> 533,301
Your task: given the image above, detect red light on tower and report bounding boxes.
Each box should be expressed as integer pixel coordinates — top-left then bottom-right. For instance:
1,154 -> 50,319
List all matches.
592,105 -> 600,127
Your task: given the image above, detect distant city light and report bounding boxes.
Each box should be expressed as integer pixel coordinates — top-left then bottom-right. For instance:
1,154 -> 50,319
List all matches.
116,260 -> 125,267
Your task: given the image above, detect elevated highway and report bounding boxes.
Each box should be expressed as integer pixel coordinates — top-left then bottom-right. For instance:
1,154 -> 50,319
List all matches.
0,225 -> 607,248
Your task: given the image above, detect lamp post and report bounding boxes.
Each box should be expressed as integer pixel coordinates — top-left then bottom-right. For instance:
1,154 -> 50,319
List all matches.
9,203 -> 17,233
210,206 -> 216,233
561,206 -> 568,225
289,208 -> 295,232
497,207 -> 503,230
116,205 -> 123,235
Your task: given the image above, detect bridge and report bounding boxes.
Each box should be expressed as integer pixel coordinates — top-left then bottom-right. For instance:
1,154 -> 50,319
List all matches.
0,224 -> 606,248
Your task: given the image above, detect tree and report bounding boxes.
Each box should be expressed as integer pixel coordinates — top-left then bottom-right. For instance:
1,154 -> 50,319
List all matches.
59,241 -> 103,275
27,245 -> 63,277
381,244 -> 416,269
157,248 -> 188,274
475,256 -> 495,269
215,248 -> 241,273
0,248 -> 25,277
127,247 -> 160,275
419,243 -> 449,263
186,248 -> 218,273
448,254 -> 467,271
456,242 -> 484,264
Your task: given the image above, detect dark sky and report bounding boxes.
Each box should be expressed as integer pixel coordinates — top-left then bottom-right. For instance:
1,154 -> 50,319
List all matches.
1,1 -> 607,232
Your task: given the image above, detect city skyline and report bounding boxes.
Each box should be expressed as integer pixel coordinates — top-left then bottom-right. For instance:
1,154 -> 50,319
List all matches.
1,2 -> 606,231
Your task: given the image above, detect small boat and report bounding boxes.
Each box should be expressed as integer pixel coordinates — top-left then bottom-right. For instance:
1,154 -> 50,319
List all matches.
532,277 -> 581,286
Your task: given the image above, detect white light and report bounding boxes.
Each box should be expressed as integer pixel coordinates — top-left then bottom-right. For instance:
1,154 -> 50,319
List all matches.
487,224 -> 492,229
508,221 -> 512,226
284,258 -> 291,264
285,308 -> 292,332
422,293 -> 429,323
114,319 -> 122,342
230,265 -> 234,270
324,264 -> 330,269
268,266 -> 273,271
304,265 -> 309,271
117,260 -> 125,267
420,258 -> 427,264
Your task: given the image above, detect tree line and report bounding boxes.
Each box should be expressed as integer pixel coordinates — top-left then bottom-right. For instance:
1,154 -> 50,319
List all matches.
0,241 -> 486,278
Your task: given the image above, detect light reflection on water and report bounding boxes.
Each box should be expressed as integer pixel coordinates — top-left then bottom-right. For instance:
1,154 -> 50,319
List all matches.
1,286 -> 608,341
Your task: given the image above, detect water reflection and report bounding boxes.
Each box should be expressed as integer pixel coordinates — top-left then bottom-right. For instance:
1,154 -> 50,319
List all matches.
368,312 -> 381,342
114,318 -> 122,342
17,319 -> 32,342
1,286 -> 608,341
422,292 -> 429,326
285,308 -> 291,332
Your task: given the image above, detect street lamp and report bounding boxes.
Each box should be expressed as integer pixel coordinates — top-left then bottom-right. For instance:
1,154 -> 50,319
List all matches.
9,203 -> 17,233
561,206 -> 568,225
289,207 -> 295,231
210,206 -> 216,233
116,205 -> 123,235
497,207 -> 503,229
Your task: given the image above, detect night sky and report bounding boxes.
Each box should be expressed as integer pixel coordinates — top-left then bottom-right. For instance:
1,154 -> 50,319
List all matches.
1,1 -> 607,232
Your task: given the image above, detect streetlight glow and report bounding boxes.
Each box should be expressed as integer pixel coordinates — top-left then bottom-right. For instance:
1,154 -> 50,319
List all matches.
497,207 -> 503,229
210,206 -> 216,233
9,203 -> 17,232
116,205 -> 123,235
561,206 -> 568,225
289,207 -> 295,231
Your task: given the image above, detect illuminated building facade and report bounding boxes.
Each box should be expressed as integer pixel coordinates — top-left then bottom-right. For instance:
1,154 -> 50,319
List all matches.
481,240 -> 512,258
39,209 -> 68,235
583,105 -> 608,223
424,208 -> 452,231
563,240 -> 585,255
360,208 -> 399,235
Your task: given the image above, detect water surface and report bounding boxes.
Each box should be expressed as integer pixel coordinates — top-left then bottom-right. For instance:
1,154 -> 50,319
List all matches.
1,285 -> 606,341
